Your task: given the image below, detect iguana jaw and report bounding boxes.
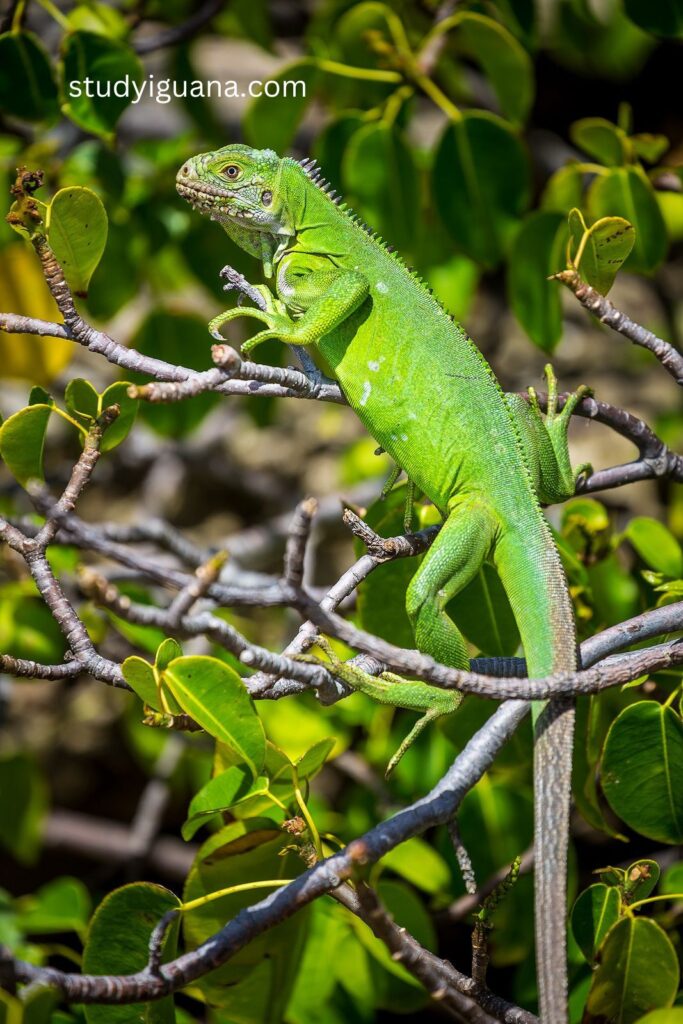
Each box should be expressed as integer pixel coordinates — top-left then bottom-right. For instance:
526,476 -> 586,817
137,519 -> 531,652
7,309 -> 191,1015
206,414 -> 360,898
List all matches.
176,175 -> 258,226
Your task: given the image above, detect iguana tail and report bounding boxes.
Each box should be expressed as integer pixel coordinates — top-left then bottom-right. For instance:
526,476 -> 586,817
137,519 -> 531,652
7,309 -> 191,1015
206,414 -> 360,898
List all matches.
495,518 -> 576,1024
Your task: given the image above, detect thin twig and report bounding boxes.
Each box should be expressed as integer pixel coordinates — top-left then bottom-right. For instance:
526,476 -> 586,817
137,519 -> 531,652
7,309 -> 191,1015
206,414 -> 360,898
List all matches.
554,269 -> 683,385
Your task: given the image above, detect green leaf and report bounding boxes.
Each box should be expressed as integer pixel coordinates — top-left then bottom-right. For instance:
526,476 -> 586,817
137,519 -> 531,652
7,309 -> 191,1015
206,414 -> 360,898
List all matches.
660,861 -> 683,895
61,31 -> 143,139
98,381 -> 137,452
83,883 -> 180,1024
541,164 -> 586,214
243,60 -> 318,153
122,655 -> 162,709
0,403 -> 53,486
433,112 -> 530,266
438,11 -> 534,123
634,1011 -> 683,1024
381,837 -> 451,895
601,701 -> 683,844
17,877 -> 91,938
570,883 -> 620,962
182,766 -> 270,840
571,118 -> 628,166
0,754 -> 47,863
67,2 -> 130,38
155,638 -> 182,672
47,187 -> 108,297
623,0 -> 683,37
295,737 -> 335,779
342,122 -> 419,253
588,167 -> 667,274
164,656 -> 266,776
448,563 -> 520,656
585,917 -> 679,1024
623,860 -> 660,902
508,209 -> 567,351
65,378 -> 99,423
631,134 -> 670,164
183,819 -> 308,1014
0,31 -> 59,122
568,208 -> 635,294
624,517 -> 683,578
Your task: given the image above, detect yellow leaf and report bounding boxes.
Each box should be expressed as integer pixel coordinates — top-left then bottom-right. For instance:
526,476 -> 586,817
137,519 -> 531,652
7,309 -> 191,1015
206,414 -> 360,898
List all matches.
0,243 -> 72,385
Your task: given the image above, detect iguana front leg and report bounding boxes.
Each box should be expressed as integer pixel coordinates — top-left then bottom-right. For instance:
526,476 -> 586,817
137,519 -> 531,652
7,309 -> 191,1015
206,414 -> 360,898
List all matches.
209,260 -> 369,355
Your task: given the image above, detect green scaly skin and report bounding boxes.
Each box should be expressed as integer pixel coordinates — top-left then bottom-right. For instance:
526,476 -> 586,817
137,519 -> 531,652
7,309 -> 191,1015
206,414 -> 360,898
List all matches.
177,145 -> 590,1024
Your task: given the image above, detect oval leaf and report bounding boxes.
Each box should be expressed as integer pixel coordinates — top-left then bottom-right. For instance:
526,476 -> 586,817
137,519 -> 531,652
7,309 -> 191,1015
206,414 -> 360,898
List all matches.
0,244 -> 72,384
586,917 -> 679,1024
0,31 -> 59,122
0,404 -> 52,486
433,112 -> 530,267
47,187 -> 108,298
570,883 -> 620,962
624,517 -> 683,578
99,381 -> 137,452
243,59 -> 318,153
588,167 -> 667,274
342,121 -> 419,253
601,701 -> 683,844
508,209 -> 567,351
182,766 -> 270,840
437,11 -> 534,123
61,31 -> 143,138
569,209 -> 635,295
164,656 -> 266,776
570,117 -> 628,166
83,882 -> 180,1024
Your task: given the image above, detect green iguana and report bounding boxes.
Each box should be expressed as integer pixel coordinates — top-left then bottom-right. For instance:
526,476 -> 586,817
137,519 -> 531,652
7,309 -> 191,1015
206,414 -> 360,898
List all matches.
177,144 -> 589,1024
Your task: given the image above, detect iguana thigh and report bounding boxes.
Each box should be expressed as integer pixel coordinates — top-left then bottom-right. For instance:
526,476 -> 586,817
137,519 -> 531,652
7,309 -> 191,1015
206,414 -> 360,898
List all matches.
406,498 -> 497,670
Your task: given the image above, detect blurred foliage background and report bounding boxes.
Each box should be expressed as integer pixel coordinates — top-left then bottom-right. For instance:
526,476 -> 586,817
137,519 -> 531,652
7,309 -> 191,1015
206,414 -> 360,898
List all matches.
0,0 -> 682,1022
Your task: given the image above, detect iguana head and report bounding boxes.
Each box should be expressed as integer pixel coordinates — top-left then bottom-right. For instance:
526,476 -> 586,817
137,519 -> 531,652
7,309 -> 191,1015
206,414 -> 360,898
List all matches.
176,144 -> 283,231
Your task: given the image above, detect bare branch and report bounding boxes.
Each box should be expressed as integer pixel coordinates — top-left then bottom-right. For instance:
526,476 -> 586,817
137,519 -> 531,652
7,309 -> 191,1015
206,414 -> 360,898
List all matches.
554,269 -> 683,385
9,701 -> 529,1002
134,0 -> 227,54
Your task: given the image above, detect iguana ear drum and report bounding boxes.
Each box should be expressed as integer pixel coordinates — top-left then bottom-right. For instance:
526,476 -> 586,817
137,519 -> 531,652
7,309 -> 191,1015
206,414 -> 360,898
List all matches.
261,190 -> 273,206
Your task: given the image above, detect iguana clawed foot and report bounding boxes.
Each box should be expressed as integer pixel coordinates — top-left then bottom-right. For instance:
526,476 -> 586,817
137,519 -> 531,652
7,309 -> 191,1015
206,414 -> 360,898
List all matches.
297,635 -> 460,777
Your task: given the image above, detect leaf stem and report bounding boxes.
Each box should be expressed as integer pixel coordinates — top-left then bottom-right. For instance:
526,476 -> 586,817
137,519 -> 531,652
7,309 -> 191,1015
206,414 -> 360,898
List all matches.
628,893 -> 683,912
292,767 -> 323,860
180,879 -> 294,913
314,58 -> 402,84
35,0 -> 70,30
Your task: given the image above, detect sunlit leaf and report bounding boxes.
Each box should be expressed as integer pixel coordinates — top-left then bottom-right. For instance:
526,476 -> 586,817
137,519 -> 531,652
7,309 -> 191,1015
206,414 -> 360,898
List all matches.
624,517 -> 683,578
0,244 -> 72,384
47,187 -> 108,297
0,403 -> 53,486
567,208 -> 635,294
164,656 -> 266,776
182,766 -> 270,840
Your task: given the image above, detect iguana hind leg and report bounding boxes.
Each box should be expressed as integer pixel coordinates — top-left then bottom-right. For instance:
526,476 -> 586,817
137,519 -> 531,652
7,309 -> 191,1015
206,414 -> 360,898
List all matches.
406,498 -> 496,671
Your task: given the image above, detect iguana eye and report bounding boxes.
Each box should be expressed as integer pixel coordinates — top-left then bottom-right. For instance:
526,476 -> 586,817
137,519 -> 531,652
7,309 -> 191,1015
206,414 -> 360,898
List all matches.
222,164 -> 241,180
261,190 -> 272,206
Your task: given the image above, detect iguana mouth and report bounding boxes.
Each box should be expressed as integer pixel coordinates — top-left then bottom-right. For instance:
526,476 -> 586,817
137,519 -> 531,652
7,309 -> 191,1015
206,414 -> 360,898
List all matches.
176,177 -> 257,221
